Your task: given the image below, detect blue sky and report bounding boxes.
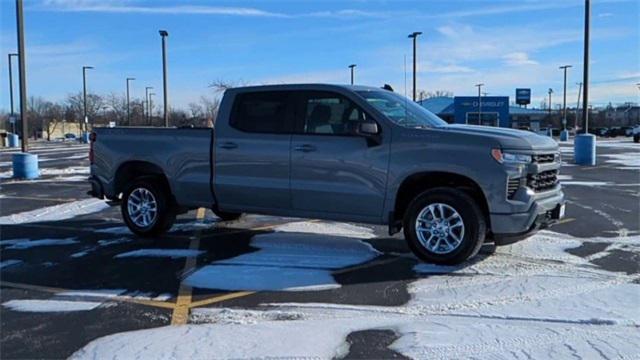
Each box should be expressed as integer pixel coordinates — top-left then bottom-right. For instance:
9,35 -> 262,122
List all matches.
1,0 -> 638,111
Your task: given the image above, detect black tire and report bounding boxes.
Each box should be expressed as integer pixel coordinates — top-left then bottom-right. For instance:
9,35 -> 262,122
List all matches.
121,178 -> 176,237
403,187 -> 486,265
213,210 -> 243,221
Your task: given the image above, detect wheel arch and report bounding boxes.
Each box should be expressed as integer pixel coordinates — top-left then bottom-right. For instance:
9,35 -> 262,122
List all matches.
392,171 -> 490,230
113,161 -> 172,200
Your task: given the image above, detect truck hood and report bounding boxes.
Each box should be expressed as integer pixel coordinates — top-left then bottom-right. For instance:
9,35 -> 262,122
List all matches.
440,124 -> 558,152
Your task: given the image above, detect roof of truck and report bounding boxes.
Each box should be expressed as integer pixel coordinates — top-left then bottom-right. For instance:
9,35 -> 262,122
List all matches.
225,83 -> 389,93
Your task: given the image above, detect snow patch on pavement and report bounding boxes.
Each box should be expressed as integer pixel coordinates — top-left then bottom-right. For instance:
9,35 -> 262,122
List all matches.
274,221 -> 376,239
114,249 -> 205,259
184,228 -> 380,291
1,237 -> 78,249
0,259 -> 23,269
2,299 -> 102,313
601,152 -> 640,170
0,199 -> 110,225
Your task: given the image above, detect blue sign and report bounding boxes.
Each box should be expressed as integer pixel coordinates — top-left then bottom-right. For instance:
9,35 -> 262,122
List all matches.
515,88 -> 531,105
453,96 -> 510,128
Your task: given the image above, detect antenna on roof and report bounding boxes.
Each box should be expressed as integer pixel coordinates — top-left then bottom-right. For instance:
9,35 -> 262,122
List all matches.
382,84 -> 394,92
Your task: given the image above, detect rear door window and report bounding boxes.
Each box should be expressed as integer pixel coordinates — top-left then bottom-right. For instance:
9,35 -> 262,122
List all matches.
230,91 -> 293,133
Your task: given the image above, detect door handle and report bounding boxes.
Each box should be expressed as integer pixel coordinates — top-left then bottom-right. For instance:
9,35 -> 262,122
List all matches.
294,144 -> 316,152
219,142 -> 238,150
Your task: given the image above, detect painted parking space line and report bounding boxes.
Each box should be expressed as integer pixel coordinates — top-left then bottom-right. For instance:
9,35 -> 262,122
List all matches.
171,208 -> 206,325
0,195 -> 79,202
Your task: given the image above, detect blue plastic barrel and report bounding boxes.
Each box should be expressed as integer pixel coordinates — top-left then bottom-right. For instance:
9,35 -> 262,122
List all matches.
546,128 -> 553,137
574,134 -> 596,166
560,130 -> 569,142
12,153 -> 39,179
82,132 -> 90,143
7,133 -> 19,148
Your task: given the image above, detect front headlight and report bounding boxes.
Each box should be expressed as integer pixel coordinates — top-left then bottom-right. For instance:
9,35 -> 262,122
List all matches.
491,149 -> 532,164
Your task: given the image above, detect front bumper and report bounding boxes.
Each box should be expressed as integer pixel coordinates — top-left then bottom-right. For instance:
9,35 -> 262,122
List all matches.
490,189 -> 565,245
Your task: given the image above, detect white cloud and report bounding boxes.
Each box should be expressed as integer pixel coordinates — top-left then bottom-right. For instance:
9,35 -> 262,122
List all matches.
503,52 -> 539,66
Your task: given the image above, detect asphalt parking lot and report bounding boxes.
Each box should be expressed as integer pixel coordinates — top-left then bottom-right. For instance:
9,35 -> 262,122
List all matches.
1,138 -> 639,359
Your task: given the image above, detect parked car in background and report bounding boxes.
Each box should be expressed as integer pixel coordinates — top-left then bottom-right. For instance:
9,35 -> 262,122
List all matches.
64,133 -> 77,141
89,84 -> 565,265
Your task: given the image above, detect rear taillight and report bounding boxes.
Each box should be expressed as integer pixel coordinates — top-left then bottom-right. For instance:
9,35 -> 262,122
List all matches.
89,132 -> 96,164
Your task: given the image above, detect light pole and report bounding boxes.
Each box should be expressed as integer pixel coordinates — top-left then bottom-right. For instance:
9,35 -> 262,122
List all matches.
559,65 -> 572,130
159,30 -> 169,127
575,82 -> 583,130
348,64 -> 356,85
408,31 -> 422,101
7,53 -> 18,133
15,0 -> 30,152
581,0 -> 591,134
145,86 -> 153,125
149,92 -> 155,125
547,88 -> 553,117
475,83 -> 484,124
82,65 -> 93,132
126,77 -> 135,125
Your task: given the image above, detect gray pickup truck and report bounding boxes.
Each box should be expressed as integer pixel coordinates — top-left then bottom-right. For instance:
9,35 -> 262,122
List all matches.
89,84 -> 565,264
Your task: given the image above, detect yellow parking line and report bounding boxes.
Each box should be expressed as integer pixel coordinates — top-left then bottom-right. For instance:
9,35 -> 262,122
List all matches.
0,195 -> 78,202
170,208 -> 206,325
556,217 -> 576,225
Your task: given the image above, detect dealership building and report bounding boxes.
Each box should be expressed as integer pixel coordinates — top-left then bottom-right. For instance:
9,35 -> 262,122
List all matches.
418,91 -> 548,131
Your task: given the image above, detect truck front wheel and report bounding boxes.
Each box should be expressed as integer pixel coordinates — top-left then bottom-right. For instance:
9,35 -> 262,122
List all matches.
121,179 -> 176,237
403,188 -> 486,265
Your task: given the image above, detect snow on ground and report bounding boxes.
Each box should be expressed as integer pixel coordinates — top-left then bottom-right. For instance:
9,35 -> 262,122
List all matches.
71,237 -> 133,258
2,299 -> 103,313
601,152 -> 640,170
73,229 -> 640,359
114,249 -> 205,259
0,199 -> 110,225
184,230 -> 380,291
274,221 -> 376,238
0,237 -> 78,249
0,259 -> 23,269
557,174 -> 612,186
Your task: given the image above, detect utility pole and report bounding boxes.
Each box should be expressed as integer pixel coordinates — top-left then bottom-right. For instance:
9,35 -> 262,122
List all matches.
82,66 -> 93,132
15,0 -> 28,152
7,53 -> 18,133
581,0 -> 591,134
408,31 -> 422,101
576,82 -> 583,130
126,77 -> 135,125
159,30 -> 169,127
348,64 -> 356,85
145,86 -> 153,125
475,83 -> 484,124
559,65 -> 572,130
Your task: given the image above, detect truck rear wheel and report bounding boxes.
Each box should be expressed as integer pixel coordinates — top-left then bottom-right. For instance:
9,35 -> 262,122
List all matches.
403,188 -> 486,265
121,179 -> 176,237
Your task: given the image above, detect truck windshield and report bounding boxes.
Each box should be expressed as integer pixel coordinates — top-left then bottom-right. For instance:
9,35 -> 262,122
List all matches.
356,90 -> 447,128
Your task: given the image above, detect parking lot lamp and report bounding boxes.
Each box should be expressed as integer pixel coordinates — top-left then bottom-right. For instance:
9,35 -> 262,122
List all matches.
149,92 -> 155,125
348,64 -> 356,85
574,0 -> 596,165
547,88 -> 553,117
159,30 -> 169,127
82,66 -> 93,132
145,86 -> 153,125
475,83 -> 484,123
126,77 -> 135,125
408,32 -> 422,101
7,53 -> 18,133
559,65 -> 572,131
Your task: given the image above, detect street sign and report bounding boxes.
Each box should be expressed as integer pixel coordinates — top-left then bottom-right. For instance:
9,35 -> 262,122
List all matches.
515,88 -> 531,105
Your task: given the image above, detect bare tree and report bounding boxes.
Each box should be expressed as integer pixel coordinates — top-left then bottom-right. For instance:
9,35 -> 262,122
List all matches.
66,92 -> 104,128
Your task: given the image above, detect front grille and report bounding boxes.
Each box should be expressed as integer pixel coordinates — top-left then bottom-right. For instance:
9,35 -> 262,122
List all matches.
527,170 -> 558,192
507,178 -> 520,199
532,153 -> 556,164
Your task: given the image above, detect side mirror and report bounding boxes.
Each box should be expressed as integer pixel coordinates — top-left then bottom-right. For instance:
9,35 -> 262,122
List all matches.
358,121 -> 379,136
